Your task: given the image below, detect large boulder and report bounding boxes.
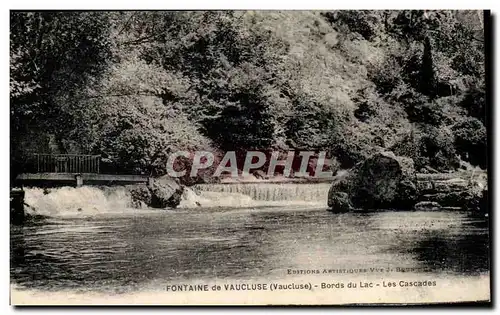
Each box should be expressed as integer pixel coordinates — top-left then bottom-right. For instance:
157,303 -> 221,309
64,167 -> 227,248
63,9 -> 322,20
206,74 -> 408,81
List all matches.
328,151 -> 417,211
148,176 -> 184,209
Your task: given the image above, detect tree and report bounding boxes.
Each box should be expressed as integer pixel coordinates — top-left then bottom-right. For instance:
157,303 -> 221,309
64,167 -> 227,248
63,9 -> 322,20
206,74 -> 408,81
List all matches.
419,36 -> 436,97
10,12 -> 113,179
10,10 -> 487,178
10,12 -> 112,135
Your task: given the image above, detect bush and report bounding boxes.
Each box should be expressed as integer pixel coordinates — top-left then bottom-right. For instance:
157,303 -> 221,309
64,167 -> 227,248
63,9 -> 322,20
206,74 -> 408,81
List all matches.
452,117 -> 487,168
10,11 -> 487,181
323,11 -> 384,41
369,55 -> 403,94
391,124 -> 459,171
460,86 -> 486,124
330,124 -> 379,168
353,89 -> 379,122
406,101 -> 445,126
392,88 -> 444,126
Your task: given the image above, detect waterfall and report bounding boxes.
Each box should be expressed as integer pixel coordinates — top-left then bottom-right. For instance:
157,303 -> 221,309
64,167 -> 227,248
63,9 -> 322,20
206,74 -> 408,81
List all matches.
178,183 -> 331,208
195,183 -> 331,201
23,186 -> 138,217
22,182 -> 331,216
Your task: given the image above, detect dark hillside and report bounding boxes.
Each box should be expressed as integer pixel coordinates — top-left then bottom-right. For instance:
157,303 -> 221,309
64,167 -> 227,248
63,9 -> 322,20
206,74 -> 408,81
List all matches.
10,10 -> 487,178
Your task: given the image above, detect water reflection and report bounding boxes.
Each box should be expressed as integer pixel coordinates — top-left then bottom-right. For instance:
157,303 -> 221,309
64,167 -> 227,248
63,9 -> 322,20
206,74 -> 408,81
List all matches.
11,209 -> 489,292
408,216 -> 489,275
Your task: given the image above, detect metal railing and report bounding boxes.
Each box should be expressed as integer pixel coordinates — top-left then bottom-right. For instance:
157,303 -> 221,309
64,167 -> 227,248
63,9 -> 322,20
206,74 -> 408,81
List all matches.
34,154 -> 100,174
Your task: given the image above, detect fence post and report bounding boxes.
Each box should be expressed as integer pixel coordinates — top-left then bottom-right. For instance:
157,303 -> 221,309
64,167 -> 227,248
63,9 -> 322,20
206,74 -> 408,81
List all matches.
75,174 -> 83,187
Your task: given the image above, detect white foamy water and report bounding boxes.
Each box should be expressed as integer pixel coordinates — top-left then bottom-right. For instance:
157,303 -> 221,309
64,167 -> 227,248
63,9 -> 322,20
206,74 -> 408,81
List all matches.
23,186 -> 134,217
179,183 -> 330,208
22,182 -> 331,217
178,188 -> 256,208
194,183 -> 331,201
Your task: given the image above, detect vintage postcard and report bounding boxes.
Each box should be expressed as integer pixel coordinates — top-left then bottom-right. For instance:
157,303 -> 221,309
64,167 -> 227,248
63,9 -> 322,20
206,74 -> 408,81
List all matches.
10,10 -> 490,305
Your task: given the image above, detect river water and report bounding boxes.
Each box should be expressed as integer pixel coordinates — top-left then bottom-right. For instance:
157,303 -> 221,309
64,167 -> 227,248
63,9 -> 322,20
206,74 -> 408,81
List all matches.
10,184 -> 490,304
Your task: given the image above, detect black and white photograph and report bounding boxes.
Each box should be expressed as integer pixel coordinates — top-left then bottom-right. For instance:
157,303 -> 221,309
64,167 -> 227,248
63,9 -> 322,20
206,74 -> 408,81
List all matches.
9,9 -> 490,305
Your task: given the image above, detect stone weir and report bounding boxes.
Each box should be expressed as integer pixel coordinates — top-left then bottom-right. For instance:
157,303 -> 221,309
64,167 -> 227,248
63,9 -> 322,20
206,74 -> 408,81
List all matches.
327,151 -> 487,213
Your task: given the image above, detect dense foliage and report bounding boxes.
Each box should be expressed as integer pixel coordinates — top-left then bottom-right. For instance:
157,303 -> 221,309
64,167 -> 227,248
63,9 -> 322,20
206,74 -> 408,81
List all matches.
10,10 -> 487,178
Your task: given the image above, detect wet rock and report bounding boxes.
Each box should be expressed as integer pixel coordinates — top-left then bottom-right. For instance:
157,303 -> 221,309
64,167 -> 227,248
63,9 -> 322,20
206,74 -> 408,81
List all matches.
396,179 -> 418,209
417,177 -> 473,194
148,176 -> 184,209
327,192 -> 353,213
328,151 -> 417,211
414,201 -> 442,211
422,190 -> 484,211
10,189 -> 25,225
479,189 -> 488,214
126,184 -> 152,209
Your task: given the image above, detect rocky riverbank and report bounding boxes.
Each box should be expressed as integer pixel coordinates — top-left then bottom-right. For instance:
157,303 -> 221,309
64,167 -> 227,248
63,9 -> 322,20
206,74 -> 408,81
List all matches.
327,151 -> 487,213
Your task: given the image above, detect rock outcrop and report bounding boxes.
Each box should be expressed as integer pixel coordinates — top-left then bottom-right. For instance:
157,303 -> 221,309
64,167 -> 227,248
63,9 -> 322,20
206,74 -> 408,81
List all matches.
416,172 -> 487,212
148,175 -> 184,209
328,151 -> 417,212
328,151 -> 487,213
